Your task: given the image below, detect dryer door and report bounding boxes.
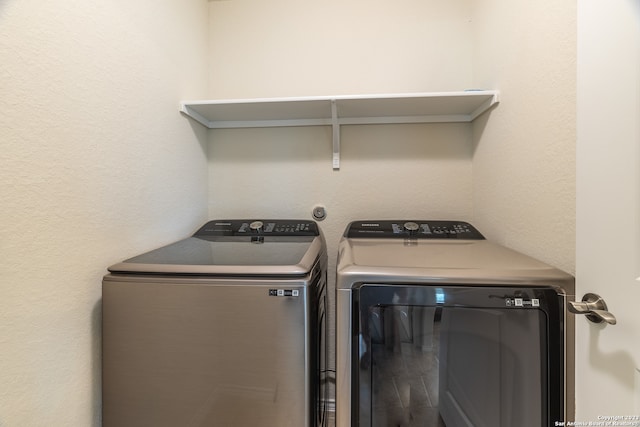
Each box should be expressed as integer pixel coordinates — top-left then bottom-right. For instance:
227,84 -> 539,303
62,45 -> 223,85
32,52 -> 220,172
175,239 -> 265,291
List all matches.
353,285 -> 564,427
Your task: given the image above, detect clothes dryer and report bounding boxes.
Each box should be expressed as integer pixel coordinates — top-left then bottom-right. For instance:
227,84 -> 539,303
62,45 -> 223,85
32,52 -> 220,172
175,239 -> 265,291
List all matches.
336,220 -> 575,427
103,219 -> 328,427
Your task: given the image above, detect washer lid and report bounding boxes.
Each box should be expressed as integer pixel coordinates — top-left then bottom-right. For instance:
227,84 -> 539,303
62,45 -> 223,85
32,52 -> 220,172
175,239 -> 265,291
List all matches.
108,219 -> 323,276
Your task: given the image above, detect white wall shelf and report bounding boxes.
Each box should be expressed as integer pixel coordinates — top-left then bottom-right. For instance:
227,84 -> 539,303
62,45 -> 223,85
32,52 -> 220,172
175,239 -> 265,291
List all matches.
180,90 -> 499,169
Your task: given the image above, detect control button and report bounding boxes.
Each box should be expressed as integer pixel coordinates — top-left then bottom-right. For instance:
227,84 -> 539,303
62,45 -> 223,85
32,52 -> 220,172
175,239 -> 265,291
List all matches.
404,222 -> 419,234
249,221 -> 264,233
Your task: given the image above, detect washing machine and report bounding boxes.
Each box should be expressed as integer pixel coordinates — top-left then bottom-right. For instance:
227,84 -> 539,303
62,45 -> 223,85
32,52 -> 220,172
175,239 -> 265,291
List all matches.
335,220 -> 575,427
102,219 -> 328,427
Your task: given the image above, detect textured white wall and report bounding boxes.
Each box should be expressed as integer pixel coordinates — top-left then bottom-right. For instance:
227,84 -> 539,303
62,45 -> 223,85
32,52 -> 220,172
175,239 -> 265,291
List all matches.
208,0 -> 474,98
207,0 -> 477,250
470,0 -> 577,273
0,1 -> 209,425
208,123 -> 474,238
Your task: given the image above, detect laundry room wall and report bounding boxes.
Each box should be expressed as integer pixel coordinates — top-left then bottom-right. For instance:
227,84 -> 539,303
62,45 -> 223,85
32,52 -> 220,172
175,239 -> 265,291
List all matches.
470,0 -> 576,274
0,1 -> 209,425
206,1 -> 477,258
206,0 -> 576,273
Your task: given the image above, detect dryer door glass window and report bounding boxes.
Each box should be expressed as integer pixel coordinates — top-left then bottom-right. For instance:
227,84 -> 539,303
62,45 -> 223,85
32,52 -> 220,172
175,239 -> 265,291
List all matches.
354,285 -> 564,427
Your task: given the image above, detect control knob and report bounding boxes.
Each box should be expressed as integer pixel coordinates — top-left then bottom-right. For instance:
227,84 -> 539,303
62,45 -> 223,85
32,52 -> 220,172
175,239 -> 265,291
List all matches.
249,221 -> 264,233
404,222 -> 419,235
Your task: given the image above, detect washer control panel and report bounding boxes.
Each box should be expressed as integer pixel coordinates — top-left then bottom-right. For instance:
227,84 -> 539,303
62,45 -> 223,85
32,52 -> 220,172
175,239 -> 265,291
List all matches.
346,220 -> 484,239
195,219 -> 319,237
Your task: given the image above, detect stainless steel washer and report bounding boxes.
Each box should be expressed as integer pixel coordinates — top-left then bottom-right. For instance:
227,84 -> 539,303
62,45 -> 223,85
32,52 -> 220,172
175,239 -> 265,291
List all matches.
103,219 -> 328,427
336,220 -> 575,427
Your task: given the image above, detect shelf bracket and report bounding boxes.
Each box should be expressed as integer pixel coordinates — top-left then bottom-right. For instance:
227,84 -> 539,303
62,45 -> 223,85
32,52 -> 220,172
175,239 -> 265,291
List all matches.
331,99 -> 340,169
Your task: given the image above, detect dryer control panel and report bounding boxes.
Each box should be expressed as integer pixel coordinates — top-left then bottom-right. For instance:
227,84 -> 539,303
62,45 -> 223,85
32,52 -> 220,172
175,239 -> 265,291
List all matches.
195,219 -> 319,237
345,220 -> 484,239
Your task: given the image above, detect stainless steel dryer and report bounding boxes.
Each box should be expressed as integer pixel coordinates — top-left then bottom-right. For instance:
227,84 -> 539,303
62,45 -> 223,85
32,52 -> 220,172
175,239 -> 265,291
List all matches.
336,220 -> 575,427
103,219 -> 328,427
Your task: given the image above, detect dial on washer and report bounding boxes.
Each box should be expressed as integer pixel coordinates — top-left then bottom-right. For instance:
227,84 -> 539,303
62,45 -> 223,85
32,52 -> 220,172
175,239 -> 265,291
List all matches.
249,221 -> 264,233
404,222 -> 419,235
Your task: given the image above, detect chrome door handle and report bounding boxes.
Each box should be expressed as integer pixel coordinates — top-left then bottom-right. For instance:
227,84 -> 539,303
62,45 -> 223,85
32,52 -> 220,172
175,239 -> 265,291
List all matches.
568,293 -> 617,325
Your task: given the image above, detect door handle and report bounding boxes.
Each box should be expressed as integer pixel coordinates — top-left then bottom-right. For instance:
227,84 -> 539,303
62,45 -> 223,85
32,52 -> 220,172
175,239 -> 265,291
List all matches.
568,293 -> 617,325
